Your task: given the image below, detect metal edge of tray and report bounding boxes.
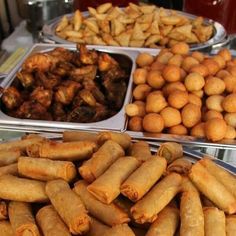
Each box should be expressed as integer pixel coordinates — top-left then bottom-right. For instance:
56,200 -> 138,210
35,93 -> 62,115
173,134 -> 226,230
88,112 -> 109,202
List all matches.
0,43 -> 139,132
42,10 -> 227,51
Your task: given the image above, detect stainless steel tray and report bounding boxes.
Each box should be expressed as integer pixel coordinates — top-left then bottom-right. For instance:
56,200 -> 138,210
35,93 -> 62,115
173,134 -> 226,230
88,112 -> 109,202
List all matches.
0,43 -> 138,133
42,10 -> 227,51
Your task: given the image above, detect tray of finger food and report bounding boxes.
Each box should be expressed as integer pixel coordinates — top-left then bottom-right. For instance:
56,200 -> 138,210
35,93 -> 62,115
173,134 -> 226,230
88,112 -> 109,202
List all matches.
125,41 -> 236,150
0,130 -> 235,235
42,2 -> 226,51
0,43 -> 137,132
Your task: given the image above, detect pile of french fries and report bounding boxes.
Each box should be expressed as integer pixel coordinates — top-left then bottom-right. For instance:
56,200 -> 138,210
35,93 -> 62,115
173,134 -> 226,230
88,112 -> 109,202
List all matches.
55,2 -> 213,48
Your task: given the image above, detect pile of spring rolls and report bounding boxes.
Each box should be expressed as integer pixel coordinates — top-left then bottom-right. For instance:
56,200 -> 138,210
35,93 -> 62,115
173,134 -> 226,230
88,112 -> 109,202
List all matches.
0,130 -> 235,236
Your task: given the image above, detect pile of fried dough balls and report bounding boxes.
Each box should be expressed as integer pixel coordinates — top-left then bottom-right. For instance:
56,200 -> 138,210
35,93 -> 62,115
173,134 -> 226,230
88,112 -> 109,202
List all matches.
125,42 -> 236,141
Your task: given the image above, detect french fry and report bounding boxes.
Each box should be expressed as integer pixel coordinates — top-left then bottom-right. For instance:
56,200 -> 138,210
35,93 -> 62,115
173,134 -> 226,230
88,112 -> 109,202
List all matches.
111,19 -> 125,36
97,2 -> 112,14
102,33 -> 120,46
56,15 -> 68,32
73,10 -> 83,31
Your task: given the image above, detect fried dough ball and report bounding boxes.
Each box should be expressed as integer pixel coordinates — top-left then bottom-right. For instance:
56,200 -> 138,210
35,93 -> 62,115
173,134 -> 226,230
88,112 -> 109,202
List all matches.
168,124 -> 188,135
188,93 -> 202,107
146,91 -> 167,113
128,116 -> 143,131
212,55 -> 226,69
157,51 -> 174,64
191,51 -> 205,62
216,69 -> 231,78
204,76 -> 225,95
224,113 -> 236,128
184,72 -> 205,91
203,110 -> 223,121
133,101 -> 146,117
227,65 -> 236,77
222,94 -> 236,112
224,125 -> 236,139
218,48 -> 232,61
146,70 -> 165,89
182,56 -> 200,72
191,90 -> 204,98
162,82 -> 186,97
168,54 -> 183,67
150,61 -> 165,71
136,52 -> 154,67
223,75 -> 236,93
162,65 -> 181,82
205,95 -> 224,112
125,102 -> 145,117
189,64 -> 209,77
190,122 -> 205,138
133,84 -> 152,100
205,118 -> 227,141
133,68 -> 148,85
171,42 -> 190,55
202,59 -> 220,75
160,106 -> 182,127
180,68 -> 187,81
181,103 -> 201,128
168,90 -> 188,109
142,113 -> 164,133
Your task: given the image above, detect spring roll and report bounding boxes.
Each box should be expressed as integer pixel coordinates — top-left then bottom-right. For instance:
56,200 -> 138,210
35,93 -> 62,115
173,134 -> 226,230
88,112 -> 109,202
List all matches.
129,141 -> 152,162
0,164 -> 18,177
121,157 -> 167,202
199,158 -> 236,198
39,140 -> 97,161
87,156 -> 140,204
146,206 -> 180,236
36,205 -> 71,236
103,224 -> 135,236
85,217 -> 110,236
0,174 -> 48,202
79,140 -> 124,183
0,149 -> 21,166
180,179 -> 204,236
18,156 -> 76,182
9,201 -> 40,236
131,173 -> 182,224
157,142 -> 183,164
226,215 -> 236,236
63,131 -> 98,142
45,179 -> 90,235
167,158 -> 192,175
73,180 -> 130,226
0,221 -> 14,236
203,207 -> 226,236
189,162 -> 236,214
97,131 -> 131,149
0,199 -> 7,220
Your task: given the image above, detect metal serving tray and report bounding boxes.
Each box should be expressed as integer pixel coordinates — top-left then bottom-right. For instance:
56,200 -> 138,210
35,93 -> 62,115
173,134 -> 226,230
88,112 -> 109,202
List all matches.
42,10 -> 226,51
0,43 -> 138,133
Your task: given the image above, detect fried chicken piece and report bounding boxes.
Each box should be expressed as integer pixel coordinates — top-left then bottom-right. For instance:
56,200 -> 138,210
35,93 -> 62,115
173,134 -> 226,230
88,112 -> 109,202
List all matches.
67,106 -> 96,123
79,89 -> 97,107
48,47 -> 74,62
51,102 -> 67,121
70,65 -> 97,82
36,72 -> 61,90
1,86 -> 22,110
52,61 -> 75,77
98,53 -> 118,71
78,44 -> 98,65
16,71 -> 34,88
30,87 -> 52,108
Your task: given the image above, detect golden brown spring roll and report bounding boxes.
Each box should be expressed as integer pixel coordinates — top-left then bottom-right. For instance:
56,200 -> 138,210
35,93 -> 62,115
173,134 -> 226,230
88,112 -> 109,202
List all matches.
226,215 -> 236,236
87,156 -> 140,204
73,180 -> 130,226
97,131 -> 131,149
85,217 -> 110,236
79,140 -> 124,183
157,142 -> 183,164
121,157 -> 167,202
0,164 -> 18,177
203,207 -> 226,236
18,156 -> 76,182
0,174 -> 48,202
167,158 -> 192,175
199,158 -> 236,198
0,221 -> 14,236
36,205 -> 71,236
9,201 -> 40,236
131,173 -> 182,224
189,162 -> 236,214
45,179 -> 90,235
0,149 -> 21,167
146,206 -> 180,236
129,141 -> 152,162
180,182 -> 204,236
0,199 -> 7,220
63,131 -> 99,143
103,224 -> 135,236
39,140 -> 97,161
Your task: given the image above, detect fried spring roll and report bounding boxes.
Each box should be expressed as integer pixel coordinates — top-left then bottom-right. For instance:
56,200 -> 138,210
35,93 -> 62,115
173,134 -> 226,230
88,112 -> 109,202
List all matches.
36,205 -> 71,236
0,164 -> 18,177
85,217 -> 110,236
73,180 -> 130,226
87,157 -> 140,204
131,173 -> 182,224
0,221 -> 14,236
97,131 -> 131,149
0,149 -> 21,167
45,179 -> 90,235
129,141 -> 152,162
0,175 -> 48,202
103,224 -> 135,236
18,156 -> 76,182
226,215 -> 236,236
189,162 -> 236,214
121,157 -> 167,202
39,140 -> 97,161
79,140 -> 124,183
9,201 -> 40,236
146,206 -> 180,236
167,158 -> 192,175
63,131 -> 98,142
157,142 -> 183,164
203,207 -> 226,236
199,158 -> 236,198
0,199 -> 7,220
